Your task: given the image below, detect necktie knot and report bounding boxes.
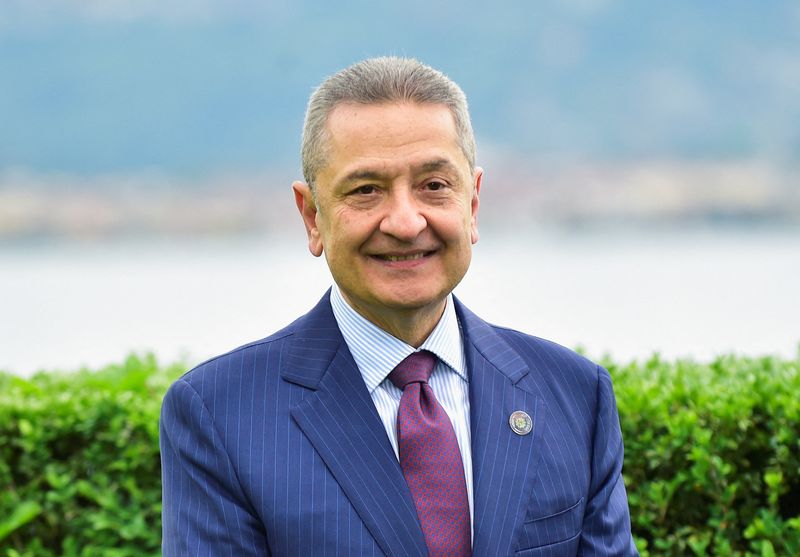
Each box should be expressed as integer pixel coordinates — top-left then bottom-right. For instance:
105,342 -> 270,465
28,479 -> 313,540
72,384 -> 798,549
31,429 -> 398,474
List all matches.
388,350 -> 438,390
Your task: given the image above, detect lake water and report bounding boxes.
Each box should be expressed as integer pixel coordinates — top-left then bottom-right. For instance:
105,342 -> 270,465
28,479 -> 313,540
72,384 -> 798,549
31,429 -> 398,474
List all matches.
1,226 -> 798,376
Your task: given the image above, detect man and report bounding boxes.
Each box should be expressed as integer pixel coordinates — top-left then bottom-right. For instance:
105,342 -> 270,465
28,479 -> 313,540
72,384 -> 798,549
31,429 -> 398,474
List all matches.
160,57 -> 638,556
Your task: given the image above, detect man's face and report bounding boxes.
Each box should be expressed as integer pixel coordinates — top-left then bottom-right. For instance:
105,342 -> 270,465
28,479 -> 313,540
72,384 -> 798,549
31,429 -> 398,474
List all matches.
294,102 -> 482,333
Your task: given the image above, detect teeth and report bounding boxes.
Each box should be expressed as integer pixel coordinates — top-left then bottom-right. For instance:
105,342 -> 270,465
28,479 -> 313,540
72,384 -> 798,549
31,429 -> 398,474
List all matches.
384,253 -> 425,262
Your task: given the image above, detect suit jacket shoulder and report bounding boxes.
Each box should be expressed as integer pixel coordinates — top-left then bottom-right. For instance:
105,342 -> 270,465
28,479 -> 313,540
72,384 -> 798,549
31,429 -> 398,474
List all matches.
454,298 -> 603,417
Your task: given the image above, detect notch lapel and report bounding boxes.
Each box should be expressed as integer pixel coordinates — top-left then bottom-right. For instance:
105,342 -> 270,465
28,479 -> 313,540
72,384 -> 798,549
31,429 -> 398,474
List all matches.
456,300 -> 547,557
284,295 -> 428,557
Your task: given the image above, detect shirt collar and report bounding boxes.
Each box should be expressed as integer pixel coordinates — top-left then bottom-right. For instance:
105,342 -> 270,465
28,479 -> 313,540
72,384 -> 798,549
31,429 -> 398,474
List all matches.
330,285 -> 466,394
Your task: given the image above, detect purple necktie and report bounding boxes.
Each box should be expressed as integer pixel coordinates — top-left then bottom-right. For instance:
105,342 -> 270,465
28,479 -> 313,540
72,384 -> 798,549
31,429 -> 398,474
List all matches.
389,351 -> 471,557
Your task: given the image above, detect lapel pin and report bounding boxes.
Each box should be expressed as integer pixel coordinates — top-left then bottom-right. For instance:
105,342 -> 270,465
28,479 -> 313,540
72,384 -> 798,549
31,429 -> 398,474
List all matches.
509,411 -> 532,435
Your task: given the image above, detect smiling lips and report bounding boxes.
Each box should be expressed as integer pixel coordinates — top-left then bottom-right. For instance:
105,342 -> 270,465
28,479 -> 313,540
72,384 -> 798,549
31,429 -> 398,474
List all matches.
374,251 -> 433,262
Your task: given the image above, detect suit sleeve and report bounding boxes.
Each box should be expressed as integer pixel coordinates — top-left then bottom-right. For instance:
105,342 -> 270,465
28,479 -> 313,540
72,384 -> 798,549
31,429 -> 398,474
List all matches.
578,366 -> 639,556
160,379 -> 270,556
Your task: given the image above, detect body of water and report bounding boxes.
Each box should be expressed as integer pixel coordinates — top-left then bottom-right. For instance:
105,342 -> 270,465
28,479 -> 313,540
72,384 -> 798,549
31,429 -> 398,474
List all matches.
2,227 -> 798,376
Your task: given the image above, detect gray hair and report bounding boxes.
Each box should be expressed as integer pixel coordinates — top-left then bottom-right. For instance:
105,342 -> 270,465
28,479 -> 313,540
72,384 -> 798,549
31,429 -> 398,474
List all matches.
301,56 -> 476,190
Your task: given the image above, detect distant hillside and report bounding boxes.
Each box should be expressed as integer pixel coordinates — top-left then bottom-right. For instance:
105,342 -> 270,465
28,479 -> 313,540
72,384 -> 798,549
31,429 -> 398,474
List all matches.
1,1 -> 798,176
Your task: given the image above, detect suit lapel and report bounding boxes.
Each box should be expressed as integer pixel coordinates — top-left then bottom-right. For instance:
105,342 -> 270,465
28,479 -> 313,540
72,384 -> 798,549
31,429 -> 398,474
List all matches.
284,294 -> 428,557
456,300 -> 547,557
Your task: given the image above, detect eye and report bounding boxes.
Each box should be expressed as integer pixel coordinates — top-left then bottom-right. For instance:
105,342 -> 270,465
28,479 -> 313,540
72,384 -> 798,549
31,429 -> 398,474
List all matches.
424,181 -> 446,191
353,185 -> 377,195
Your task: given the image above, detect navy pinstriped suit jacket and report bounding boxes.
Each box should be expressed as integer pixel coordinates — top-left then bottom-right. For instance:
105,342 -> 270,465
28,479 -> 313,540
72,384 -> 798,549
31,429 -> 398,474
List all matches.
160,292 -> 638,556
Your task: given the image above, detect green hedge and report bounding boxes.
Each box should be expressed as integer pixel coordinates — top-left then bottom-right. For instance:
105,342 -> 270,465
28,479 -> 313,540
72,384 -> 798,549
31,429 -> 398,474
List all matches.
0,355 -> 181,557
1,351 -> 798,556
606,352 -> 800,556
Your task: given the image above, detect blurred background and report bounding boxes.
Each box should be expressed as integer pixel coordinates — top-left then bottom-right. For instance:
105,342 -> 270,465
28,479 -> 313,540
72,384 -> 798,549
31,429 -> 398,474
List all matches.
1,0 -> 798,375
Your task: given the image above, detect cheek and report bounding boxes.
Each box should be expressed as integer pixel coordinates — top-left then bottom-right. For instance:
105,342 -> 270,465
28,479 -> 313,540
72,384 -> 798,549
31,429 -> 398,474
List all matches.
428,211 -> 470,243
319,218 -> 360,259
334,212 -> 381,243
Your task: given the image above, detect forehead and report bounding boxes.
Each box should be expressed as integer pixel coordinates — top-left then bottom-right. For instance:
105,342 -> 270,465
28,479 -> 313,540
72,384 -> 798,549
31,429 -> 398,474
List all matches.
326,101 -> 456,135
320,102 -> 466,182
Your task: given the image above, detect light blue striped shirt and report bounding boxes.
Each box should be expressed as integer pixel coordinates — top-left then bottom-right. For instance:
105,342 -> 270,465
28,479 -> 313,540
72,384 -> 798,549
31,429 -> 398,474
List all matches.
329,285 -> 475,531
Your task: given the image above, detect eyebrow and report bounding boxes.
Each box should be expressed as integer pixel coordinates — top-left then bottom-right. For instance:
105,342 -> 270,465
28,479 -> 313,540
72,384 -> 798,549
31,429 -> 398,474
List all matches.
418,158 -> 459,174
341,170 -> 384,183
340,159 -> 460,184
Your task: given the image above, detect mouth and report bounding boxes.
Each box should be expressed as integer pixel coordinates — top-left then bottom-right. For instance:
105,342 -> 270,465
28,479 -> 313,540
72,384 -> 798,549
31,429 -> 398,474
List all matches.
372,251 -> 434,262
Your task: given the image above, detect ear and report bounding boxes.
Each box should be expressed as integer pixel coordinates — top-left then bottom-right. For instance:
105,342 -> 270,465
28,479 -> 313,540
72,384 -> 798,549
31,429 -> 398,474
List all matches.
292,181 -> 324,257
470,167 -> 482,245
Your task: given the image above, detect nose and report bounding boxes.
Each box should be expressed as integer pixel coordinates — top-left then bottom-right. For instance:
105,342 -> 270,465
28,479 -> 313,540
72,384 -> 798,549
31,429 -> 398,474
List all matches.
379,189 -> 427,241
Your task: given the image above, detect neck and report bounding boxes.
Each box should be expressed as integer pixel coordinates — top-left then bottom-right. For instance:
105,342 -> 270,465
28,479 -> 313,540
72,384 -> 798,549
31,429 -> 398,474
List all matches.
340,293 -> 446,348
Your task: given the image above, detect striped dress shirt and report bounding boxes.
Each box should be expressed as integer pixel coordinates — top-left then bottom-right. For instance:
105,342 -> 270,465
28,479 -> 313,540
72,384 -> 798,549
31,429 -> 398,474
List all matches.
329,285 -> 475,531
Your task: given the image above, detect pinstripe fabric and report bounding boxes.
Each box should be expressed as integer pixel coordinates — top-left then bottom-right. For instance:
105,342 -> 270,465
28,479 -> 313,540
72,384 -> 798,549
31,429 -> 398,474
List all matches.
160,291 -> 638,556
456,303 -> 638,556
329,286 -> 474,530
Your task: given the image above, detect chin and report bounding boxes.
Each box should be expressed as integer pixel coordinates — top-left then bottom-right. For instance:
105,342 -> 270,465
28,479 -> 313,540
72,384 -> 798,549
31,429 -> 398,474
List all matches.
375,287 -> 450,311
